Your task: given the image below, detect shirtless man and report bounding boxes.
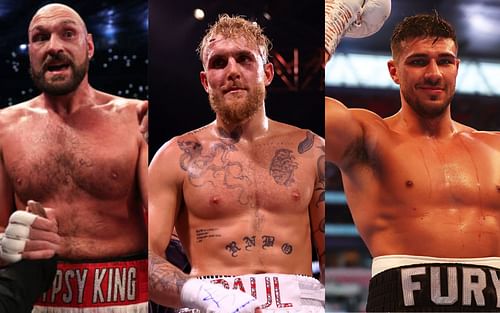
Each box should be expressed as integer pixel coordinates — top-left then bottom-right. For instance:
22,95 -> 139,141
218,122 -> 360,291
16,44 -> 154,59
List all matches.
326,1 -> 500,311
149,15 -> 325,313
0,4 -> 148,312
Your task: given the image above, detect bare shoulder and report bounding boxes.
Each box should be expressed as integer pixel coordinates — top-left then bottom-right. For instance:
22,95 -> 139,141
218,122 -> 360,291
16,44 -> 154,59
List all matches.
453,120 -> 500,145
326,96 -> 386,126
150,124 -> 214,187
268,120 -> 324,154
93,90 -> 146,113
151,124 -> 213,164
0,98 -> 42,130
453,120 -> 476,133
462,129 -> 500,147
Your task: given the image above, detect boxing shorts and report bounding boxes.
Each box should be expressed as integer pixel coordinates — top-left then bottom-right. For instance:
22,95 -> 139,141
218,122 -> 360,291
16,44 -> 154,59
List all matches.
366,255 -> 500,312
32,254 -> 148,313
195,273 -> 325,313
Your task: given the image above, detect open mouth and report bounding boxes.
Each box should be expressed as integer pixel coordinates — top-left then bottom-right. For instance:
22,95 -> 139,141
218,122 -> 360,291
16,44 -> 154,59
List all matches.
46,63 -> 70,72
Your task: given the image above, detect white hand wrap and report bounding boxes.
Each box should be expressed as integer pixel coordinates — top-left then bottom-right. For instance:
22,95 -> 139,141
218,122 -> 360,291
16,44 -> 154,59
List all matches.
325,0 -> 391,56
181,278 -> 260,313
0,211 -> 37,263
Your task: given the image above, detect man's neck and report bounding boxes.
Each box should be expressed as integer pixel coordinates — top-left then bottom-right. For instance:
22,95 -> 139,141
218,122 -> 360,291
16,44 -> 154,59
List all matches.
214,107 -> 269,143
41,81 -> 94,116
399,104 -> 457,139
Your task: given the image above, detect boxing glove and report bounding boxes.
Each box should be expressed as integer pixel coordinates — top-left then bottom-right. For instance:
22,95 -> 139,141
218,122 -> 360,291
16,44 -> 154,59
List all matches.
0,211 -> 37,263
181,278 -> 260,313
347,0 -> 391,38
325,0 -> 391,56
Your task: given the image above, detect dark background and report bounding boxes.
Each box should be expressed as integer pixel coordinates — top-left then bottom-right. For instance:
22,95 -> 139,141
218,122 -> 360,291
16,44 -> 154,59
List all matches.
0,0 -> 148,107
149,0 -> 324,157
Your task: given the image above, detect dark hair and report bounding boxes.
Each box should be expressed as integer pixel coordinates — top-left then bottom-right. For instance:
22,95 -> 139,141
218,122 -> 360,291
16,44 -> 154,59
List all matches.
391,11 -> 457,59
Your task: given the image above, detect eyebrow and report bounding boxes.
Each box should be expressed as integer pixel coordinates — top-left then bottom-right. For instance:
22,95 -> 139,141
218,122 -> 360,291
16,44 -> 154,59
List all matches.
29,19 -> 79,33
209,49 -> 254,59
405,52 -> 457,60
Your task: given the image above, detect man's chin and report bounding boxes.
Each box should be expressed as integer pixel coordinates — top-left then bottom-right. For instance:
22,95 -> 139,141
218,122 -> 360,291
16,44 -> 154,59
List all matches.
415,102 -> 449,118
40,82 -> 78,96
223,93 -> 247,104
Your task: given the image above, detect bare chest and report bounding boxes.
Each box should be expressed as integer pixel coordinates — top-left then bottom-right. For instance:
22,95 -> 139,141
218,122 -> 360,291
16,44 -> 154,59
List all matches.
179,140 -> 315,218
376,136 -> 500,208
3,116 -> 138,203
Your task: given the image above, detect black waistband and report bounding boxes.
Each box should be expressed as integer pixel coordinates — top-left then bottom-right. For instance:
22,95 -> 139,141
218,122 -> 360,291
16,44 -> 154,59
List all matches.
56,251 -> 147,264
366,262 -> 500,312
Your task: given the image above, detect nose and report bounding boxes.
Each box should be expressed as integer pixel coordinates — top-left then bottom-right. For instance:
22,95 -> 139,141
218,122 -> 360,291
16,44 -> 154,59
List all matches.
226,57 -> 241,81
47,35 -> 64,55
423,59 -> 442,84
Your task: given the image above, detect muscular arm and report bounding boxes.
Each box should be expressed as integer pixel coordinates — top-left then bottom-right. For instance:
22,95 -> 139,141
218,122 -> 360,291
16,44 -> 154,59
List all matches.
148,250 -> 188,308
137,136 -> 148,212
0,151 -> 14,231
136,100 -> 148,142
308,135 -> 325,283
148,138 -> 188,308
325,97 -> 365,168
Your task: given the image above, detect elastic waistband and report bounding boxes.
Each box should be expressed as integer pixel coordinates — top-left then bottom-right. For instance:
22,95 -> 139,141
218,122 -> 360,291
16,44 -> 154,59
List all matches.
35,257 -> 148,308
198,273 -> 325,310
56,252 -> 147,264
197,273 -> 313,279
372,255 -> 500,277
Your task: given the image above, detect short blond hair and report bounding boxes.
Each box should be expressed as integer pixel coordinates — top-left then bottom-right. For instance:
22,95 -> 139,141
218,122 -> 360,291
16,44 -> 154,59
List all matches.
197,14 -> 272,65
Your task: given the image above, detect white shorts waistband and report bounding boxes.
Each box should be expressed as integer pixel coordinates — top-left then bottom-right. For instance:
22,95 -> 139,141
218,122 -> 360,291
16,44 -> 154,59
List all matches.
199,273 -> 325,311
372,255 -> 500,277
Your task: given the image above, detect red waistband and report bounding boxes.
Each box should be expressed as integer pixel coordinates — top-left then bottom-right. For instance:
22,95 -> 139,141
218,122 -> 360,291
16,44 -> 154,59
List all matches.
35,257 -> 148,308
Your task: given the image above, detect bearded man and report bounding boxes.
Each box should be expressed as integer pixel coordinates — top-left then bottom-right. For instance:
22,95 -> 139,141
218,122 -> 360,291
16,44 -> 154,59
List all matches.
0,3 -> 148,312
148,14 -> 325,313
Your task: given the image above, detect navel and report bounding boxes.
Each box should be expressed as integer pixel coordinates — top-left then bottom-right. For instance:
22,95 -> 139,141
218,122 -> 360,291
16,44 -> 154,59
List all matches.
496,185 -> 500,192
405,180 -> 414,188
110,171 -> 119,180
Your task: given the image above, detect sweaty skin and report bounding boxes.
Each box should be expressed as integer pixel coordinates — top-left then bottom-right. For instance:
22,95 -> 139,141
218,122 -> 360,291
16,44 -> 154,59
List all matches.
326,37 -> 500,258
0,92 -> 147,259
149,32 -> 324,309
149,118 -> 324,306
0,4 -> 147,259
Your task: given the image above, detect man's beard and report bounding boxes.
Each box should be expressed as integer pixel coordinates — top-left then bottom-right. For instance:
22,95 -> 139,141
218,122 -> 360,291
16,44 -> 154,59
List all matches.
402,87 -> 454,119
30,53 -> 88,96
209,84 -> 266,124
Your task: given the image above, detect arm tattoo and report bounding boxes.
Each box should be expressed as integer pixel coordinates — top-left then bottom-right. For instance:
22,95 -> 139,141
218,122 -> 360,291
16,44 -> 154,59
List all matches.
298,131 -> 315,154
315,153 -> 326,207
319,217 -> 325,233
148,250 -> 187,299
269,149 -> 299,186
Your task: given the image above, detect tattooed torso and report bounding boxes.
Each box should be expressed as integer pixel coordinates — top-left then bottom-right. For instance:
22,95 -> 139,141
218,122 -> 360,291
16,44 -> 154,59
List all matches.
172,121 -> 325,276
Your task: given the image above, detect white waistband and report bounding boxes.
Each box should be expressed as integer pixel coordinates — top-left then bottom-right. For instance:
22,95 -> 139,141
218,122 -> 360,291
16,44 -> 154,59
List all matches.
199,273 -> 325,307
372,255 -> 500,277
